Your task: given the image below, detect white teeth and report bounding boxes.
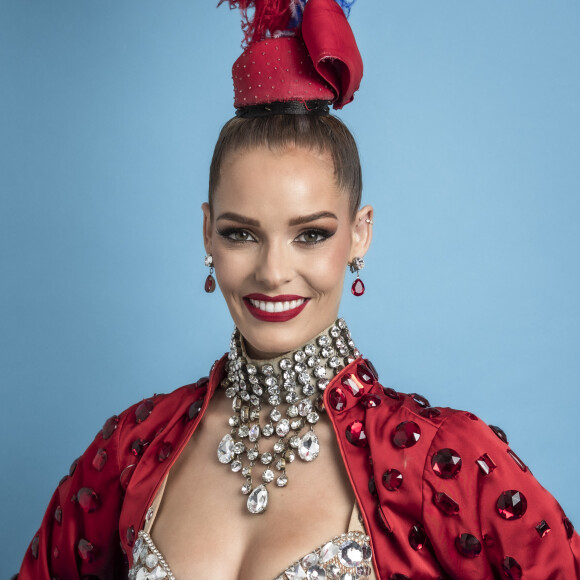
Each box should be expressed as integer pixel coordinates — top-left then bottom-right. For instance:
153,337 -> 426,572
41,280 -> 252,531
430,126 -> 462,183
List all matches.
249,298 -> 305,313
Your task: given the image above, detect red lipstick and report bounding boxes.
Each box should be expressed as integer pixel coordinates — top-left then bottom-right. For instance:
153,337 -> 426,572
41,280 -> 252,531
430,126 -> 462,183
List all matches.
243,294 -> 309,322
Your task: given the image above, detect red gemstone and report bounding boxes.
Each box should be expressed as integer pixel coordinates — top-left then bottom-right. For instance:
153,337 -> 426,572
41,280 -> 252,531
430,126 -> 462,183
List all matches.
502,556 -> 523,579
408,524 -> 427,550
92,448 -> 108,472
392,421 -> 421,449
77,487 -> 100,513
31,533 -> 40,559
341,375 -> 365,397
187,399 -> 203,421
420,407 -> 441,419
377,504 -> 392,533
120,464 -> 136,490
77,538 -> 96,562
455,533 -> 481,558
490,425 -> 508,444
496,490 -> 528,520
328,387 -> 348,411
364,359 -> 379,380
197,376 -> 209,389
507,449 -> 527,472
476,453 -> 496,475
431,448 -> 462,479
69,457 -> 80,476
383,387 -> 400,400
368,476 -> 377,496
346,420 -> 369,447
359,394 -> 382,408
54,505 -> 62,524
535,520 -> 551,538
351,278 -> 365,296
204,274 -> 216,293
382,469 -> 403,491
411,393 -> 430,408
101,415 -> 119,440
563,517 -> 574,539
158,441 -> 172,462
135,399 -> 154,423
465,412 -> 478,421
356,363 -> 375,385
130,439 -> 148,457
126,526 -> 135,547
433,492 -> 460,516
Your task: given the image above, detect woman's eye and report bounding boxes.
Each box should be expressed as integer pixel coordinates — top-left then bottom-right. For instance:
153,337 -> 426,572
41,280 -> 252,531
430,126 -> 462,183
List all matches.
219,229 -> 256,243
295,229 -> 333,244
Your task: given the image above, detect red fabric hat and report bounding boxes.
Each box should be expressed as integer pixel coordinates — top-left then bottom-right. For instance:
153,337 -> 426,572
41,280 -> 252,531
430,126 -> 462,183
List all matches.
222,0 -> 363,111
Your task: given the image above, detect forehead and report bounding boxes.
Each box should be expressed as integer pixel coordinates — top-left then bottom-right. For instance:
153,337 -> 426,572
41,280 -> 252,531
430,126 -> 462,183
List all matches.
214,146 -> 349,218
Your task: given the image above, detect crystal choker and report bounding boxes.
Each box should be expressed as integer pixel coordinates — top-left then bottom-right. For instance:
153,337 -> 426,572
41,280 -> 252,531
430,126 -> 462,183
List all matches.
217,318 -> 359,514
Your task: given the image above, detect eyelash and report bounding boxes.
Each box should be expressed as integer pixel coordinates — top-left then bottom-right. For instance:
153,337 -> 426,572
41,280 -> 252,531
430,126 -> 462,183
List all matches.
217,227 -> 335,246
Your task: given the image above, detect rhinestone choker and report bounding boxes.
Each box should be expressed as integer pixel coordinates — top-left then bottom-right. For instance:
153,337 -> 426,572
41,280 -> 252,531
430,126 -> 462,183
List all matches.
217,318 -> 359,514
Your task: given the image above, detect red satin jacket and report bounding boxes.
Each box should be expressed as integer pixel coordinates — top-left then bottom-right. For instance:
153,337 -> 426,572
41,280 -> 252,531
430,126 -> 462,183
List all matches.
18,356 -> 580,579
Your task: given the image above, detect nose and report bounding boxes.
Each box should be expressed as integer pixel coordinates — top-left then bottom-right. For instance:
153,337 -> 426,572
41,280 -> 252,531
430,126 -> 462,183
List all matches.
254,239 -> 294,290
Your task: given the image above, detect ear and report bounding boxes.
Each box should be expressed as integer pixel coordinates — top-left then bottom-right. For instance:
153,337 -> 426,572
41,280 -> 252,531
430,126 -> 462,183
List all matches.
350,204 -> 374,261
202,202 -> 213,255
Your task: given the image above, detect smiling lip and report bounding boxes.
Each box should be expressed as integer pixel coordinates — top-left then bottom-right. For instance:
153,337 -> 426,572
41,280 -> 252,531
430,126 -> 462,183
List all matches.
243,294 -> 309,322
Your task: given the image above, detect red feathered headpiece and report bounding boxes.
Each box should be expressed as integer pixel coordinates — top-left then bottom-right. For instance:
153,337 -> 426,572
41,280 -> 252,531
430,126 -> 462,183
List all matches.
220,0 -> 363,111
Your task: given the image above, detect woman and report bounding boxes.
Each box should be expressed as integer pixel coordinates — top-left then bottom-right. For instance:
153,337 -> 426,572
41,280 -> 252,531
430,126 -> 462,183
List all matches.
15,1 -> 580,578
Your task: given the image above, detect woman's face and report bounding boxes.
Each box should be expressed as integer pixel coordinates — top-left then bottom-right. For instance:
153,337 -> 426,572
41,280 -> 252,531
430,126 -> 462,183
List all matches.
203,145 -> 372,359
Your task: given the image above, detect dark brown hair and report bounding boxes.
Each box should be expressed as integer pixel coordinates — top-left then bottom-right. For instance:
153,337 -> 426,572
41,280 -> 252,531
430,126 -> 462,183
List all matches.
208,114 -> 362,219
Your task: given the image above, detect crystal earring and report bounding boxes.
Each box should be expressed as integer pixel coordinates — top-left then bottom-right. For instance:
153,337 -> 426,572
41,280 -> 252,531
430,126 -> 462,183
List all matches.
204,254 -> 216,293
349,257 -> 365,297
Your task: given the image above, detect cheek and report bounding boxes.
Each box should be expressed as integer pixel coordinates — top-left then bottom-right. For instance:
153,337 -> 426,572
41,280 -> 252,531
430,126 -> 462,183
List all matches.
305,243 -> 350,293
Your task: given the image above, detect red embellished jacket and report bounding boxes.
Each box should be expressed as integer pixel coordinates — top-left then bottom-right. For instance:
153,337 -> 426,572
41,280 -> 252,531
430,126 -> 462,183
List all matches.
18,356 -> 580,579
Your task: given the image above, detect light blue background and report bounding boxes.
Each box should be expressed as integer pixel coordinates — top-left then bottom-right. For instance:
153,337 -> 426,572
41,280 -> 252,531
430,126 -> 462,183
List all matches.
1,0 -> 578,572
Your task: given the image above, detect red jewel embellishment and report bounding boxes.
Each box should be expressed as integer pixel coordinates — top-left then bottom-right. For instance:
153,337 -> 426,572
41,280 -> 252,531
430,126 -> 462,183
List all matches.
563,517 -> 574,539
411,393 -> 430,408
490,424 -> 508,444
408,523 -> 427,550
465,412 -> 478,420
77,538 -> 96,562
351,278 -> 365,296
502,556 -> 523,579
455,533 -> 482,558
392,421 -> 421,449
356,363 -> 375,385
187,399 -> 203,421
433,491 -> 460,516
420,407 -> 441,419
130,439 -> 148,457
359,394 -> 382,408
368,476 -> 377,496
92,448 -> 108,472
101,415 -> 119,440
204,274 -> 216,293
535,520 -> 551,538
346,420 -> 369,447
382,469 -> 403,491
328,386 -> 348,412
120,464 -> 136,490
507,449 -> 527,472
496,490 -> 528,520
54,505 -> 62,524
158,441 -> 172,462
126,526 -> 135,547
431,448 -> 462,479
341,375 -> 365,397
77,487 -> 100,513
382,387 -> 400,400
476,453 -> 497,475
364,359 -> 379,380
135,399 -> 154,423
31,533 -> 40,559
69,457 -> 80,476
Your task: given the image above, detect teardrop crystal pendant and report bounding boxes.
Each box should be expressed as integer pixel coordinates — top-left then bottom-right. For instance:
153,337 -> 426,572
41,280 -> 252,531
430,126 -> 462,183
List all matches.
298,431 -> 320,462
351,278 -> 365,297
217,434 -> 235,464
247,484 -> 269,514
205,274 -> 216,293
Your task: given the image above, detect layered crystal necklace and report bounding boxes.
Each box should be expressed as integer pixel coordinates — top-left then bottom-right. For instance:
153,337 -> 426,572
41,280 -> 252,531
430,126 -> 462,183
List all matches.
217,318 -> 359,514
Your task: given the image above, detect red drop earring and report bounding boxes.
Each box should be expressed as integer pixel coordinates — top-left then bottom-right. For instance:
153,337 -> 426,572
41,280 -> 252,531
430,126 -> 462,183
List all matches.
349,257 -> 365,297
204,254 -> 216,293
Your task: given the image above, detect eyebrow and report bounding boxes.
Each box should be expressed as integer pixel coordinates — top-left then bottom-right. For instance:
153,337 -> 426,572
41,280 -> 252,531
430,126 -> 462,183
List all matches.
216,211 -> 338,227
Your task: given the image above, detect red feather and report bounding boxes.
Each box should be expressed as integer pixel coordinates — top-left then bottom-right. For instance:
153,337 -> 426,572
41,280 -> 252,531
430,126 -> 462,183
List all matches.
218,0 -> 292,45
